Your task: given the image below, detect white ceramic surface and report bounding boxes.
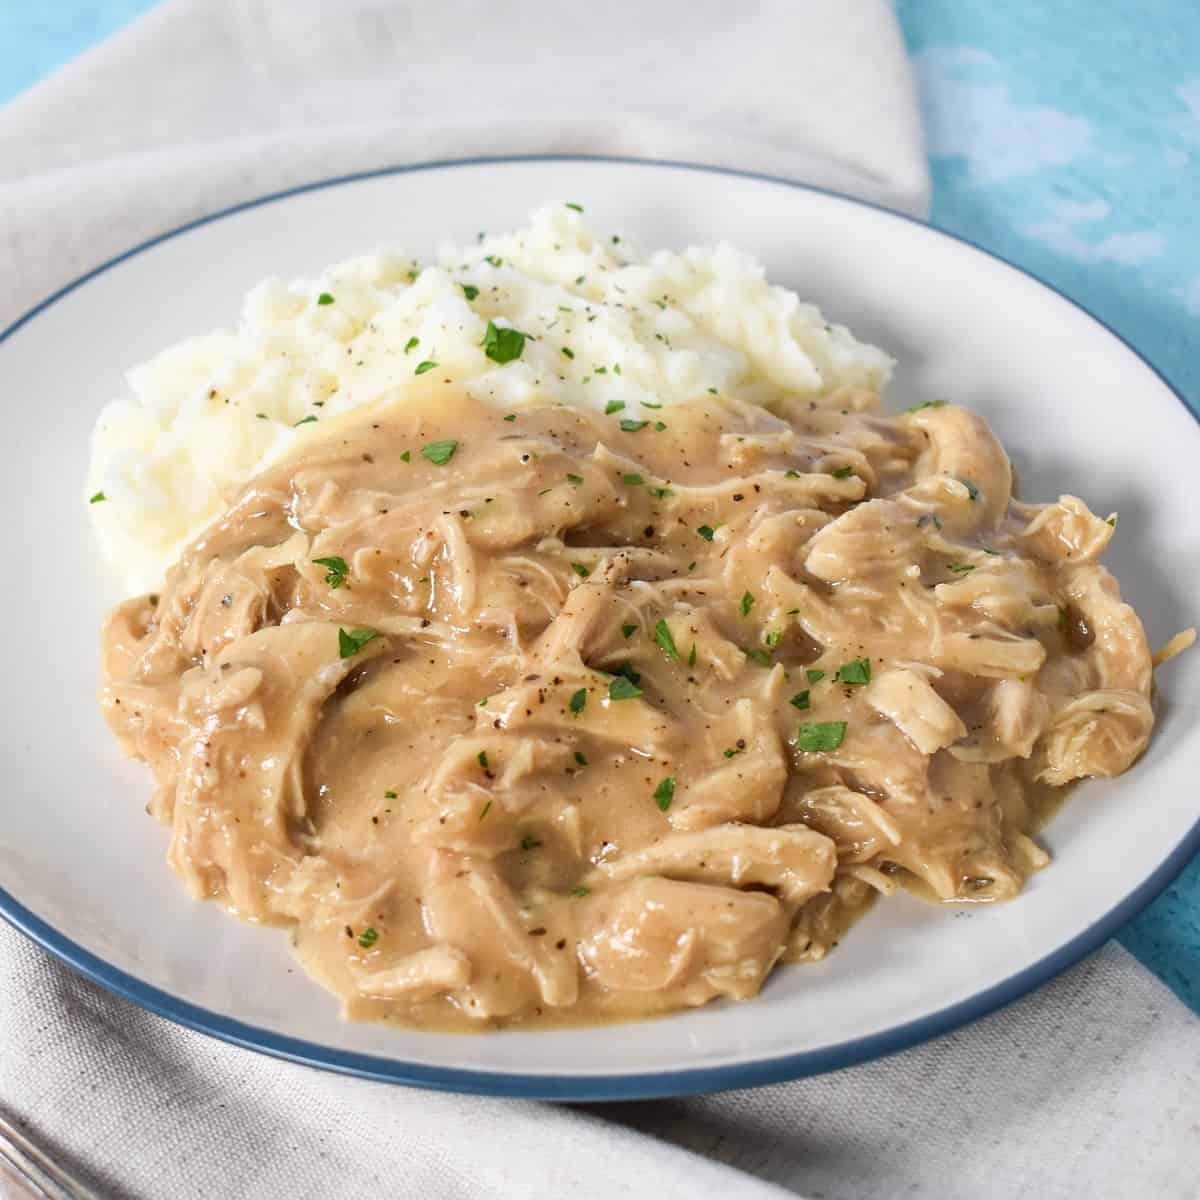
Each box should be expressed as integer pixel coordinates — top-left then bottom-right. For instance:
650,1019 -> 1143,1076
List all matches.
1,158 -> 1196,1099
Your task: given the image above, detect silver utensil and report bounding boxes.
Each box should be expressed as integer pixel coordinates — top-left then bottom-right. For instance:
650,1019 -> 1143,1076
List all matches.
0,1109 -> 101,1200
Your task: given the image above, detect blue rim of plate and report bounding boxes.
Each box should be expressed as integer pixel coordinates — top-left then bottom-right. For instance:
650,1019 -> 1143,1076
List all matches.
1,154 -> 1197,1102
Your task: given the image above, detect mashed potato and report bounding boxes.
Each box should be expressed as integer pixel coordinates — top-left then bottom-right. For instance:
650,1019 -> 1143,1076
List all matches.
87,204 -> 893,592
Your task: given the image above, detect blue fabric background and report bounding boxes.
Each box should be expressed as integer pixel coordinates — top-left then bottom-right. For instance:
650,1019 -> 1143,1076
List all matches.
2,1 -> 1197,1012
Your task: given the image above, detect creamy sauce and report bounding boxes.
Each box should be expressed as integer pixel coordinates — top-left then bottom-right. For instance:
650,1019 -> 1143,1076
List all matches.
101,384 -> 1154,1030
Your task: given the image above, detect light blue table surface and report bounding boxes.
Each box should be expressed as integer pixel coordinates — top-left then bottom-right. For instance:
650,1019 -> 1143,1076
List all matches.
2,2 -> 1197,1013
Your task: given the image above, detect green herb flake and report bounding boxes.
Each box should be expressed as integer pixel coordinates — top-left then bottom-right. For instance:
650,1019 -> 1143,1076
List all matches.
477,750 -> 489,770
744,647 -> 772,667
404,336 -> 419,353
357,927 -> 379,948
789,690 -> 811,710
479,799 -> 493,820
294,415 -> 318,426
765,629 -> 783,649
89,491 -> 106,504
642,401 -> 662,410
461,284 -> 480,301
568,687 -> 588,714
605,400 -> 625,415
654,619 -> 680,662
688,642 -> 697,668
338,627 -> 380,658
561,346 -> 575,359
653,777 -> 676,812
313,555 -> 349,588
384,790 -> 398,799
566,472 -> 584,485
608,675 -> 643,701
483,320 -> 528,364
421,439 -> 458,465
503,413 -> 517,422
806,668 -> 826,684
960,478 -> 980,502
649,486 -> 673,499
619,418 -> 648,432
317,292 -> 335,306
570,562 -> 591,578
478,696 -> 489,708
1106,513 -> 1118,528
740,591 -> 755,617
414,360 -> 439,376
623,473 -> 644,486
569,886 -> 590,898
484,255 -> 502,267
785,469 -> 801,479
565,202 -> 584,212
697,524 -> 717,541
906,399 -> 948,413
574,751 -> 588,767
833,658 -> 871,686
621,623 -> 638,639
795,721 -> 848,752
948,562 -> 976,575
575,275 -> 585,285
723,747 -> 741,759
400,450 -> 411,462
520,834 -> 541,851
707,387 -> 718,395
654,421 -> 667,431
831,466 -> 854,479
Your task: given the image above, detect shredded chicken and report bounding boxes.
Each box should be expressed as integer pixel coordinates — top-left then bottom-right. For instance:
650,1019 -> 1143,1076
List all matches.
100,386 -> 1163,1031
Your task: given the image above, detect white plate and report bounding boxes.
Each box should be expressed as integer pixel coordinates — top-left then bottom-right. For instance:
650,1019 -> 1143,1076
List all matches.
1,157 -> 1197,1100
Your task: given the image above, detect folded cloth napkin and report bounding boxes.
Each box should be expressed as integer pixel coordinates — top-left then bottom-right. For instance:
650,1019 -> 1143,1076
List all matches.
0,3 -> 1196,1198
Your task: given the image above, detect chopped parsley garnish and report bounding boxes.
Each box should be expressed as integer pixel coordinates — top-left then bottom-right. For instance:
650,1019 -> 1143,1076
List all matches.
565,202 -> 584,212
317,293 -> 335,306
834,658 -> 871,685
461,284 -> 479,301
619,418 -> 648,432
574,751 -> 588,766
806,668 -> 825,683
623,473 -> 644,486
697,525 -> 717,541
789,690 -> 811,710
605,400 -> 625,415
400,450 -> 411,462
1106,513 -> 1118,528
622,623 -> 638,639
477,750 -> 489,769
566,472 -> 584,485
384,790 -> 398,799
948,562 -> 976,575
313,555 -> 349,588
570,562 -> 591,578
608,675 -> 643,700
483,320 -> 528,364
294,415 -> 318,426
479,800 -> 493,820
649,486 -> 673,499
744,647 -> 772,667
568,687 -> 587,714
795,721 -> 847,752
906,399 -> 948,413
785,469 -> 801,479
642,401 -> 662,410
478,696 -> 489,707
654,421 -> 667,431
960,478 -> 980,502
831,466 -> 854,479
654,619 -> 680,662
688,642 -> 697,667
357,927 -> 379,948
569,886 -> 590,898
414,360 -> 438,375
89,491 -> 106,504
338,627 -> 380,658
503,413 -> 517,422
653,777 -> 676,812
421,439 -> 458,465
764,629 -> 783,649
484,255 -> 502,267
723,747 -> 741,758
520,834 -> 540,851
575,275 -> 585,285
561,346 -> 575,359
404,336 -> 419,353
740,591 -> 755,617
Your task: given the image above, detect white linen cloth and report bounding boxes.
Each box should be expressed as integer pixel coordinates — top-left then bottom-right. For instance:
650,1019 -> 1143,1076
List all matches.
0,3 -> 1195,1197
